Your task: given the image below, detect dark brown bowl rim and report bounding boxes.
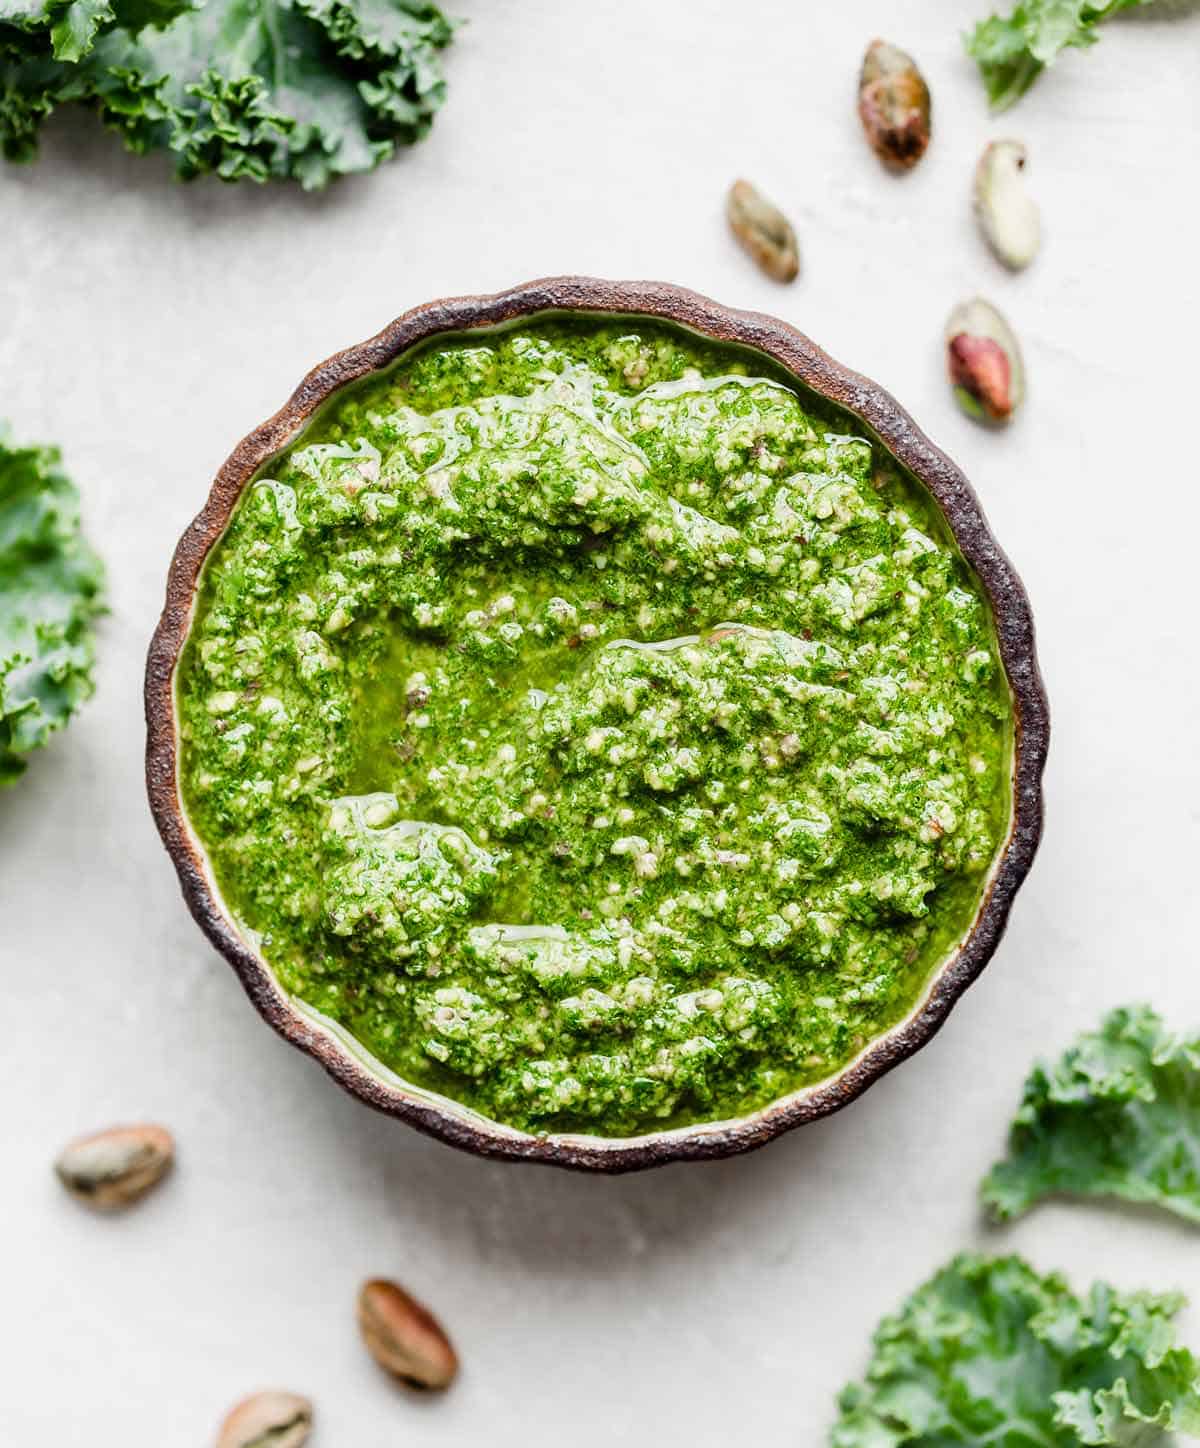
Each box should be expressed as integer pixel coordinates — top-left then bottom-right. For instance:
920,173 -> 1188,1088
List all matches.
145,276 -> 1048,1173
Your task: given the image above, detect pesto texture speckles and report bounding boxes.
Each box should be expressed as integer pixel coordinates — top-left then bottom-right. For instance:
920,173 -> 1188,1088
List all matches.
178,320 -> 1012,1136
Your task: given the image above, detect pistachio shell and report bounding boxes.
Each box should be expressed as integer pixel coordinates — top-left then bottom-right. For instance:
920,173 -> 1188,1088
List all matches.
726,179 -> 800,283
216,1392 -> 312,1448
858,39 -> 931,171
357,1278 -> 458,1391
945,298 -> 1025,425
54,1124 -> 174,1210
975,140 -> 1040,270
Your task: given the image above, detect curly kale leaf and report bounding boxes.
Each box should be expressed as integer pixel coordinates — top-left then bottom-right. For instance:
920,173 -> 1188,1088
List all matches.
965,0 -> 1156,110
0,49 -> 66,159
0,426 -> 104,786
982,1005 -> 1200,1226
0,0 -> 191,161
833,1254 -> 1200,1447
0,0 -> 192,65
0,0 -> 453,186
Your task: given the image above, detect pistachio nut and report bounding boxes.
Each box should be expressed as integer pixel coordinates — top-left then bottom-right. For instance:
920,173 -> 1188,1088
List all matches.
726,179 -> 799,283
858,40 -> 931,171
945,298 -> 1025,425
975,140 -> 1040,270
357,1278 -> 458,1391
216,1392 -> 312,1448
54,1123 -> 174,1210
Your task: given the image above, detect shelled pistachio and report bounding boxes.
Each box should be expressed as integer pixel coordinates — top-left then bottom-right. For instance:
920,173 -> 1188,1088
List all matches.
726,179 -> 800,282
858,40 -> 931,170
54,1124 -> 174,1210
357,1279 -> 458,1391
975,140 -> 1040,270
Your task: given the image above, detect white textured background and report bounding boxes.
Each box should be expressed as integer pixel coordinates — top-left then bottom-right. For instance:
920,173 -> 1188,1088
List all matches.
3,2 -> 1200,1442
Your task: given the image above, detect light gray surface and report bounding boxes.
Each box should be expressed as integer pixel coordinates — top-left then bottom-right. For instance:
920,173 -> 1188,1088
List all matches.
3,2 -> 1199,1442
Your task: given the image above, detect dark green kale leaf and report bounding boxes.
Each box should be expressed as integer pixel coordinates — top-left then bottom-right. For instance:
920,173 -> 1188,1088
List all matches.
966,0 -> 1156,110
982,1005 -> 1200,1225
0,0 -> 192,160
0,48 -> 66,160
833,1254 -> 1200,1447
0,0 -> 453,186
0,0 -> 191,65
0,426 -> 104,787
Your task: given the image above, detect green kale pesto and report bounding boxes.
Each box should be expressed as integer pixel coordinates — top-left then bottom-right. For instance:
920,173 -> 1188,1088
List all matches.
178,318 -> 1012,1136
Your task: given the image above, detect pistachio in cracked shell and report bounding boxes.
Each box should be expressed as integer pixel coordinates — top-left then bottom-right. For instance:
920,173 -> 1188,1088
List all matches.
216,1392 -> 312,1448
946,298 -> 1025,425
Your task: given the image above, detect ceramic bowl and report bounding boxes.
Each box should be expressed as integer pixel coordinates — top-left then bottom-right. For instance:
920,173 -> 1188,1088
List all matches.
146,277 -> 1049,1171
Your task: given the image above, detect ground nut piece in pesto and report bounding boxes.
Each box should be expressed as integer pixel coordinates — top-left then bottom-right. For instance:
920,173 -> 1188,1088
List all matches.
178,320 -> 1012,1136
